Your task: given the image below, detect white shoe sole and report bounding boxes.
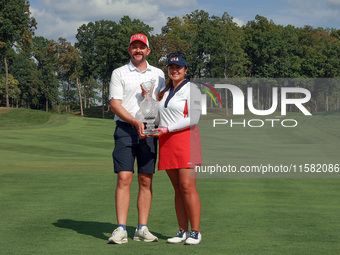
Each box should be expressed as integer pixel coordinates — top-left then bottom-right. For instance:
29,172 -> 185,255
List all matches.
133,237 -> 158,242
107,238 -> 128,244
167,239 -> 186,244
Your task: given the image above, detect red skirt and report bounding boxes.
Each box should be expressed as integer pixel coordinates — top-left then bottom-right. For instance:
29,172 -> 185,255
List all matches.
158,125 -> 202,170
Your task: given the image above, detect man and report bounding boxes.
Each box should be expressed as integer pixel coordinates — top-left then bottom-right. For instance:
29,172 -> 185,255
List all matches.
107,33 -> 165,244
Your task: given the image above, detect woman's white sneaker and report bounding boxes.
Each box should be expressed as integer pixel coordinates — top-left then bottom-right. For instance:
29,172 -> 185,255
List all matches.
167,230 -> 189,244
107,227 -> 128,244
184,231 -> 202,245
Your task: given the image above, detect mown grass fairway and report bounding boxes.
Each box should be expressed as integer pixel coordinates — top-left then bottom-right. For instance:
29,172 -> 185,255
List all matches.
1,108 -> 340,254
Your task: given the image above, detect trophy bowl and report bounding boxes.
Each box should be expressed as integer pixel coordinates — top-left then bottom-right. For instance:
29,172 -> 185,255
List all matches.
140,79 -> 158,135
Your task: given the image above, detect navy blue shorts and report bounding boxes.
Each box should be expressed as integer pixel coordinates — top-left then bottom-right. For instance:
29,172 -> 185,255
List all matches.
112,121 -> 157,174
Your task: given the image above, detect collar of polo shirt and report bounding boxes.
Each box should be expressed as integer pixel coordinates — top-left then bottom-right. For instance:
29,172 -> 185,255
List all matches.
128,60 -> 151,72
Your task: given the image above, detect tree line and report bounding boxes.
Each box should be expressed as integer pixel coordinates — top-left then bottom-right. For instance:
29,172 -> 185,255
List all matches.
1,2 -> 339,116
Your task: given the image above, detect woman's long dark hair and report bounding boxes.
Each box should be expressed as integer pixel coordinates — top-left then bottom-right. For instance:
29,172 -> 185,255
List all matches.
157,79 -> 173,101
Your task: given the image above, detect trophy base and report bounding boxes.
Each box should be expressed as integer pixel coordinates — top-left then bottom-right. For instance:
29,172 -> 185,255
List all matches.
143,129 -> 158,135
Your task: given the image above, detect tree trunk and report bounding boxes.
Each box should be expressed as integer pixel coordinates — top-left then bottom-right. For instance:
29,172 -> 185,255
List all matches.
84,86 -> 87,109
67,83 -> 70,112
102,82 -> 105,118
88,94 -> 91,108
88,77 -> 92,108
76,77 -> 84,116
4,56 -> 9,107
257,85 -> 260,110
315,100 -> 318,113
225,89 -> 229,116
87,77 -> 92,109
46,84 -> 49,112
224,56 -> 228,116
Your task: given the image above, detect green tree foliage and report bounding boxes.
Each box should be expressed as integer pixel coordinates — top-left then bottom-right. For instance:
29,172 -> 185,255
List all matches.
244,15 -> 284,78
0,0 -> 36,107
296,27 -> 340,111
75,17 -> 153,117
31,36 -> 59,111
0,73 -> 20,106
156,10 -> 249,79
76,20 -> 120,117
9,49 -> 40,108
49,38 -> 83,114
155,16 -> 195,72
75,23 -> 97,109
208,13 -> 249,78
2,12 -> 339,113
241,16 -> 339,112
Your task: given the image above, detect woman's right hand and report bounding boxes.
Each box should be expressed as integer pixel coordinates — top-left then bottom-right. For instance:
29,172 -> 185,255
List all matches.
149,127 -> 168,138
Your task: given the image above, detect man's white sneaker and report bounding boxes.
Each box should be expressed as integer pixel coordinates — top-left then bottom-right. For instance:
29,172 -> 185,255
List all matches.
184,231 -> 202,245
167,230 -> 189,244
107,227 -> 128,244
133,226 -> 158,242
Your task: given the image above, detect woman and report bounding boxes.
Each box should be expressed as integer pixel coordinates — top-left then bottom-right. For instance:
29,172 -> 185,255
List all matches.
151,53 -> 202,245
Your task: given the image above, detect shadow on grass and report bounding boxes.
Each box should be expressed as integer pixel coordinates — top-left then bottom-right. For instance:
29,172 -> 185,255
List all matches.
52,219 -> 168,241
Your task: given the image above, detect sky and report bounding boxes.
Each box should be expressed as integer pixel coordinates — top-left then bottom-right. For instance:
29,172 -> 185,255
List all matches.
29,0 -> 340,44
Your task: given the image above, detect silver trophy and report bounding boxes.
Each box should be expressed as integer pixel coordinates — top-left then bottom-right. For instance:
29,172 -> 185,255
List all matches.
140,79 -> 158,135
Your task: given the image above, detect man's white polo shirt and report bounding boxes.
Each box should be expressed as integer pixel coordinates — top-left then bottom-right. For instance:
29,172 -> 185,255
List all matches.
109,61 -> 165,122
